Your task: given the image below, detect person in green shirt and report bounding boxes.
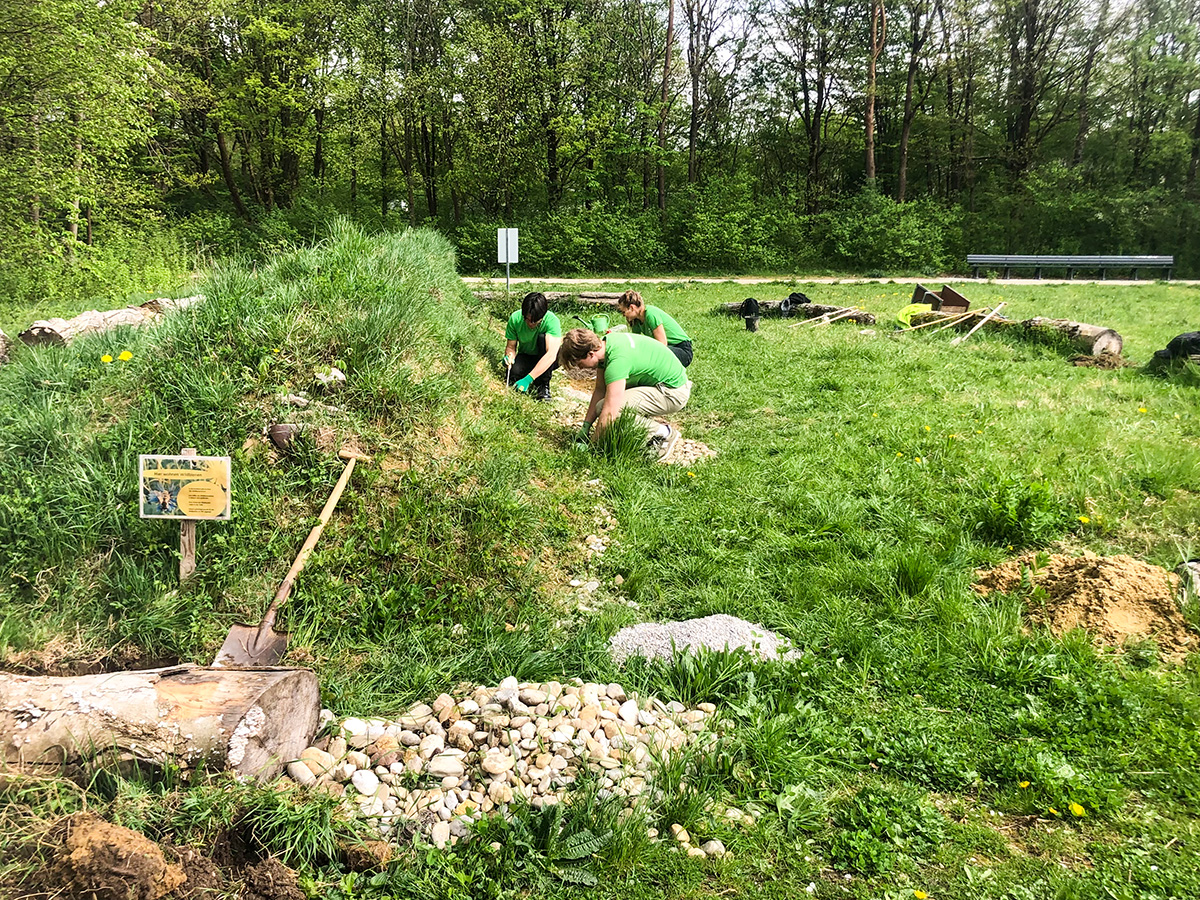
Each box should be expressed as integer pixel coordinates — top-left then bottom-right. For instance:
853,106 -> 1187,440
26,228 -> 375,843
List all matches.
503,292 -> 562,401
558,328 -> 692,460
617,290 -> 693,367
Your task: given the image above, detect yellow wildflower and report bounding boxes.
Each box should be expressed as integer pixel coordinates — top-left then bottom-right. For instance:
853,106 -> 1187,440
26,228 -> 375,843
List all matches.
118,350 -> 132,361
100,354 -> 113,364
1078,515 -> 1090,524
914,892 -> 929,900
1138,407 -> 1147,413
687,472 -> 696,478
924,425 -> 931,431
1069,802 -> 1085,817
1049,807 -> 1060,816
1019,781 -> 1030,788
914,456 -> 923,463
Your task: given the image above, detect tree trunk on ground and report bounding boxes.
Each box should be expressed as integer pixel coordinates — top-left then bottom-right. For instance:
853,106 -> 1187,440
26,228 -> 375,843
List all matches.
0,665 -> 320,781
718,300 -> 877,324
910,311 -> 1123,355
19,297 -> 205,346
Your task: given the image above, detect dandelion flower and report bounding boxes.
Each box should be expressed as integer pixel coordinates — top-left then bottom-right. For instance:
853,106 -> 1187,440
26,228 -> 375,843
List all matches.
1138,407 -> 1147,413
1069,802 -> 1085,817
1019,781 -> 1030,788
914,456 -> 923,463
872,413 -> 878,417
1078,515 -> 1090,524
924,425 -> 931,431
915,892 -> 929,900
272,347 -> 281,353
897,451 -> 904,457
687,472 -> 696,478
1049,807 -> 1060,816
118,350 -> 132,361
100,354 -> 113,364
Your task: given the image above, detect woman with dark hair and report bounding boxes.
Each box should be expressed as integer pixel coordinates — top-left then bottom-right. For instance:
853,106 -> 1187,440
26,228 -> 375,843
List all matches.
503,292 -> 562,401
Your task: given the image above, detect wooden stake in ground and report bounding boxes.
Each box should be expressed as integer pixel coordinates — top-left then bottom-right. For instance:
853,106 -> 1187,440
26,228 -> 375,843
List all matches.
0,665 -> 320,781
179,447 -> 197,581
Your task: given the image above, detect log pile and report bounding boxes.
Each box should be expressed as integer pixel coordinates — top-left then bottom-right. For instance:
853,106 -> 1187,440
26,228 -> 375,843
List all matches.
0,664 -> 320,781
18,295 -> 205,347
719,300 -> 877,326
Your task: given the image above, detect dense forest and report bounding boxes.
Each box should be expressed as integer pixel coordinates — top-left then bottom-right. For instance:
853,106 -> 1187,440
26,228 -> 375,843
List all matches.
2,0 -> 1198,304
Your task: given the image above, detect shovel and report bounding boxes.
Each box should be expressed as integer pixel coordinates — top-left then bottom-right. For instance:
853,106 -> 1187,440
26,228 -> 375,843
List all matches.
213,446 -> 371,666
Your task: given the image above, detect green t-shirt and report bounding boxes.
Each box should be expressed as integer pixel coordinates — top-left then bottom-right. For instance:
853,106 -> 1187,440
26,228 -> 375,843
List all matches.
631,305 -> 690,345
505,310 -> 562,355
603,332 -> 687,389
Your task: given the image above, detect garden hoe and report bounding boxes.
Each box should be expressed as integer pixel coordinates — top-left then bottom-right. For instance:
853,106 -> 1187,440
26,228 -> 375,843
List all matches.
213,439 -> 371,667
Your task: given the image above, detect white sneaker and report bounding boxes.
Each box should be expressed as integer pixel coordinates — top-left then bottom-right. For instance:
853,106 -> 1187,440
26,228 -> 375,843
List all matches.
651,425 -> 680,461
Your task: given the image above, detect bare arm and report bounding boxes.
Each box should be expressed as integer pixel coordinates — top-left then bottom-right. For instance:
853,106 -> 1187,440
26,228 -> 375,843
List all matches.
584,375 -> 608,426
651,324 -> 668,345
503,339 -> 518,365
596,379 -> 626,433
526,334 -> 561,380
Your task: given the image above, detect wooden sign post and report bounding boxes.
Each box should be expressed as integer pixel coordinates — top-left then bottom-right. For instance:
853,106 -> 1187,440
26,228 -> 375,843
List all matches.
180,448 -> 197,580
139,450 -> 232,583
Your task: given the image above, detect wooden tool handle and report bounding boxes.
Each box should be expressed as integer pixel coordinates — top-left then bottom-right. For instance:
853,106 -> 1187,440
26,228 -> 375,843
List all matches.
257,456 -> 360,634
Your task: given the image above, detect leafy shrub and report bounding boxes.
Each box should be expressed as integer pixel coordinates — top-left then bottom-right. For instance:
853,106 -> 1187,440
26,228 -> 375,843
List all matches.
826,782 -> 945,874
818,190 -> 956,272
970,477 -> 1069,548
983,743 -> 1124,819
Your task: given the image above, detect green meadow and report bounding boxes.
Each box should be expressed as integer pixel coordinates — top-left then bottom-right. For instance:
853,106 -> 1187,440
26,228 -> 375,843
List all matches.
2,225 -> 1199,899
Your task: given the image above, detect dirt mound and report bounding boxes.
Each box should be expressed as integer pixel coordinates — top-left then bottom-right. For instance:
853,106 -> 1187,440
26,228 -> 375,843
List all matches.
975,553 -> 1195,659
241,858 -> 306,900
1070,351 -> 1127,369
50,813 -> 185,900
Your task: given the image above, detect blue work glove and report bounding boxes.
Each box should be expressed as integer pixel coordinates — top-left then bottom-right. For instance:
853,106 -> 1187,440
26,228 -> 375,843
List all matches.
514,374 -> 534,392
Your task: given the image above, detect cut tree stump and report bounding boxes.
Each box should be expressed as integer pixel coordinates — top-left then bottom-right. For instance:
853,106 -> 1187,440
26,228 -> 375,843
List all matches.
19,295 -> 205,347
0,664 -> 319,781
719,300 -> 877,325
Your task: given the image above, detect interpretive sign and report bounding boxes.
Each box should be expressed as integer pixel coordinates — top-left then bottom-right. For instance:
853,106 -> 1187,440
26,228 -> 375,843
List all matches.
139,454 -> 231,520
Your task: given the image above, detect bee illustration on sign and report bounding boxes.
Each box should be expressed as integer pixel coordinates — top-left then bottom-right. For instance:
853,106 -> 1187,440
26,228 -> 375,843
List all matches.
139,455 -> 231,520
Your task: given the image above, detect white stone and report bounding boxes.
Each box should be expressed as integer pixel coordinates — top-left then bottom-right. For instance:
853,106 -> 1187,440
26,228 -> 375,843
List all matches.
431,821 -> 451,848
700,840 -> 727,858
427,753 -> 466,778
351,769 -> 380,795
287,761 -> 316,785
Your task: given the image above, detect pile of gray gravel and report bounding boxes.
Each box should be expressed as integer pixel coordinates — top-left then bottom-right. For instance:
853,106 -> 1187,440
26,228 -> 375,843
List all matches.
609,614 -> 801,664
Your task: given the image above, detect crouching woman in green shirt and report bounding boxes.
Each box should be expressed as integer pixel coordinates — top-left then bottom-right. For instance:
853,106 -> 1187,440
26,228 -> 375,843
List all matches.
504,292 -> 562,401
559,328 -> 691,460
617,290 -> 693,367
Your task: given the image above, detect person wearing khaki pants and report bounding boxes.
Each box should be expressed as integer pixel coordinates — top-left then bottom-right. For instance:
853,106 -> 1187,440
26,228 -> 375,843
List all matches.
559,328 -> 692,460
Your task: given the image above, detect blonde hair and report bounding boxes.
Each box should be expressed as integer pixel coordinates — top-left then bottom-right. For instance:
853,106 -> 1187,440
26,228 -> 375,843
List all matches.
559,328 -> 603,367
617,290 -> 643,310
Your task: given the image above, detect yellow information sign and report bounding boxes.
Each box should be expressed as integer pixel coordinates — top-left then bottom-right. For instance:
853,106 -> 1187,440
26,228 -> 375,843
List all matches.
139,455 -> 231,520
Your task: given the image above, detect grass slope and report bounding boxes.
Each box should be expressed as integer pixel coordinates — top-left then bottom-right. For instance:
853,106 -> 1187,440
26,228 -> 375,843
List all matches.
2,238 -> 1200,899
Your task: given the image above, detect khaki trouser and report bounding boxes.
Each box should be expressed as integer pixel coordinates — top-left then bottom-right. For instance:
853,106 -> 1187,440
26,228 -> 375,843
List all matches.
623,380 -> 692,437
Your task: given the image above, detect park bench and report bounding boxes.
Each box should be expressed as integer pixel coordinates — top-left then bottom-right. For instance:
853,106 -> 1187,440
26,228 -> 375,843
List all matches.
967,254 -> 1174,280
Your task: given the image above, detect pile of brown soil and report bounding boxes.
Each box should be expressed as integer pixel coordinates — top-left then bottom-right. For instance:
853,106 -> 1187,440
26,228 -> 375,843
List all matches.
975,552 -> 1195,659
50,813 -> 185,900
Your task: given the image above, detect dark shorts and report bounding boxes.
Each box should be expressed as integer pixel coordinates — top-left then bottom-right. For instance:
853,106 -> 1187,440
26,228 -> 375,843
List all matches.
669,340 -> 694,368
510,333 -> 559,387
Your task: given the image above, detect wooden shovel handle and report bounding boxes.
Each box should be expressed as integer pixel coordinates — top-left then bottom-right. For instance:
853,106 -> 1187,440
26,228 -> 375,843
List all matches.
257,456 -> 360,634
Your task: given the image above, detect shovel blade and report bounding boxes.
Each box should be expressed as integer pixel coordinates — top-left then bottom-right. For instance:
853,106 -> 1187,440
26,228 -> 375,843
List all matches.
213,623 -> 289,667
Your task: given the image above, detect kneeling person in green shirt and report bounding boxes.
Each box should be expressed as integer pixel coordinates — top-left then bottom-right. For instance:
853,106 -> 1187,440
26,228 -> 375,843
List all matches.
559,328 -> 691,459
504,292 -> 562,401
617,290 -> 693,367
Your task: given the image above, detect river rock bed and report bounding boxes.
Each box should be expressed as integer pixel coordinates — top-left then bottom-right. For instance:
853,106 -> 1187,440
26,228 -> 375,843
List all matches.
282,678 -> 729,854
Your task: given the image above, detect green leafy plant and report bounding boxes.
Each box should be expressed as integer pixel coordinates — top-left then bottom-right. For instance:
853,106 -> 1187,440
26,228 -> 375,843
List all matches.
826,782 -> 946,875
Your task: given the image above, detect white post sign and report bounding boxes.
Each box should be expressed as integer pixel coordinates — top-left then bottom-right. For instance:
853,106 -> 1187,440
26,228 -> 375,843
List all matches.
497,228 -> 518,297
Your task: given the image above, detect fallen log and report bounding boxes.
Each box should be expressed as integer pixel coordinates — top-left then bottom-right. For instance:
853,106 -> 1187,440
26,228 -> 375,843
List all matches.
1021,317 -> 1123,357
0,328 -> 9,365
19,295 -> 205,347
473,291 -> 621,306
0,664 -> 320,781
720,300 -> 876,325
908,311 -> 1122,356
